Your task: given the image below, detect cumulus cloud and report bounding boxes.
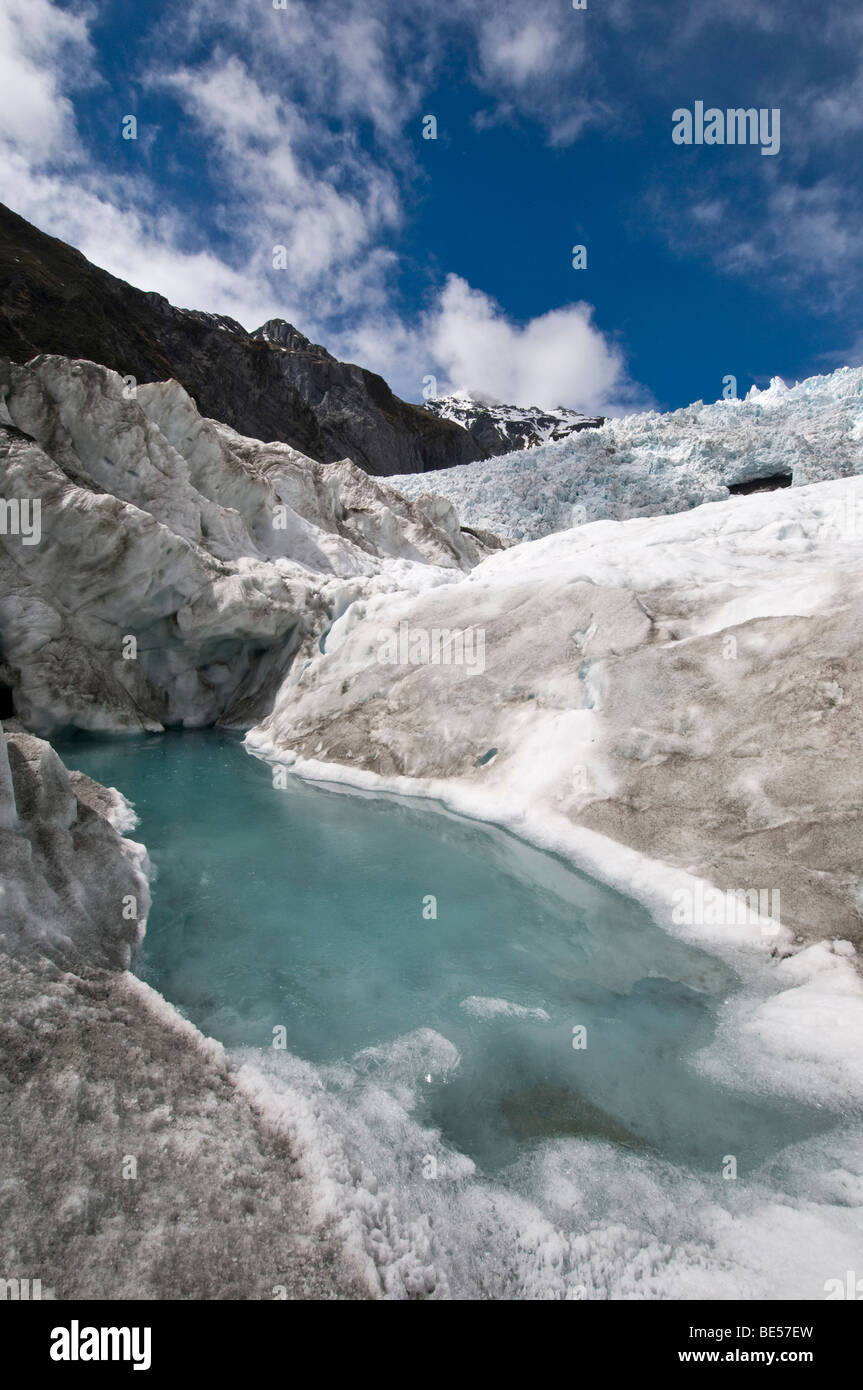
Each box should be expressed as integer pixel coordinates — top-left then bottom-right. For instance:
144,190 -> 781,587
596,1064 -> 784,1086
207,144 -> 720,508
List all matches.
426,276 -> 639,414
327,274 -> 646,415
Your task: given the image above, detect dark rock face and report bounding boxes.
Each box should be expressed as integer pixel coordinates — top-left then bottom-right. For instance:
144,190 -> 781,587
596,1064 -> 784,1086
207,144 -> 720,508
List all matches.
0,203 -> 485,476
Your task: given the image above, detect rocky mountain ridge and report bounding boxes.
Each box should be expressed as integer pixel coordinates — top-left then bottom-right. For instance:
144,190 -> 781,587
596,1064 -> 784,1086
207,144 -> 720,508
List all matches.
0,204 -> 485,477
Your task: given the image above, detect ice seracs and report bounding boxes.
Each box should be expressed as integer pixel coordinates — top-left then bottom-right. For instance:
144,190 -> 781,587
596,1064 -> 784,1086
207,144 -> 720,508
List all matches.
396,365 -> 863,542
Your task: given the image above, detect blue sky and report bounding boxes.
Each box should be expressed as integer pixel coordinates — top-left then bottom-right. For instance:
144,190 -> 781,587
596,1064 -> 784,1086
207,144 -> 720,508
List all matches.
1,0 -> 861,414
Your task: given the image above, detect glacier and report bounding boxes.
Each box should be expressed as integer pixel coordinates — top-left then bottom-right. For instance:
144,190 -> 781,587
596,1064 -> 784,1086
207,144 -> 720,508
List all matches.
251,473 -> 863,948
0,355 -> 497,734
392,366 -> 863,542
2,353 -> 863,1300
240,470 -> 863,1298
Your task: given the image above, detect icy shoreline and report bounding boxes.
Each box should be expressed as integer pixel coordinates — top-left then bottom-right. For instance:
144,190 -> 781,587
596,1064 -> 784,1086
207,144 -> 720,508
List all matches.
245,735 -> 863,1105
0,720 -> 369,1300
231,737 -> 863,1299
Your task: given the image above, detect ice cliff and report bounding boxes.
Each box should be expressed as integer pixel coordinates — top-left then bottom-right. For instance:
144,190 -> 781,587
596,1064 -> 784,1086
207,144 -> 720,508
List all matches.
0,355 -> 498,735
0,719 -> 149,968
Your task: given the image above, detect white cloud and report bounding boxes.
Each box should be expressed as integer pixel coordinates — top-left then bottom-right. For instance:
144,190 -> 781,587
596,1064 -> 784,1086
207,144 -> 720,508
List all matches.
649,162 -> 863,314
208,0 -> 426,142
330,275 -> 647,415
465,0 -> 605,146
153,55 -> 402,314
0,0 -> 91,161
428,275 -> 636,413
716,179 -> 863,299
479,18 -> 560,85
0,0 -> 658,416
422,276 -> 639,413
0,156 -> 285,327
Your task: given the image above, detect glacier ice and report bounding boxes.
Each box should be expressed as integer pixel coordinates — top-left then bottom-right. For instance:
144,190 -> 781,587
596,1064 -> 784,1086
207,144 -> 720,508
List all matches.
0,718 -> 149,969
392,366 -> 863,542
251,473 -> 863,949
0,355 -> 497,734
3,352 -> 863,1302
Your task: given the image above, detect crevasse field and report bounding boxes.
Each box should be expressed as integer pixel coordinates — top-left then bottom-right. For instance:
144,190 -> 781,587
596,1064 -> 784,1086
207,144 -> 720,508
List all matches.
391,366 -> 863,542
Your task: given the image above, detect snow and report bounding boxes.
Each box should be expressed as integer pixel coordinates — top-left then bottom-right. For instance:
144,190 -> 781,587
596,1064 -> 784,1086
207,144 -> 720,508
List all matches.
459,996 -> 551,1022
394,366 -> 863,542
240,469 -> 863,1296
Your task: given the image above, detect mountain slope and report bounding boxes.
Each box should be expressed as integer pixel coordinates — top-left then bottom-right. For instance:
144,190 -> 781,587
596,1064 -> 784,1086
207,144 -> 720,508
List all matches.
0,203 -> 485,477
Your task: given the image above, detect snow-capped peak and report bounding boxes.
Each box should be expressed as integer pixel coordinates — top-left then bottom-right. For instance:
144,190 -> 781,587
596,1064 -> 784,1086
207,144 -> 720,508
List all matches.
423,392 -> 604,456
